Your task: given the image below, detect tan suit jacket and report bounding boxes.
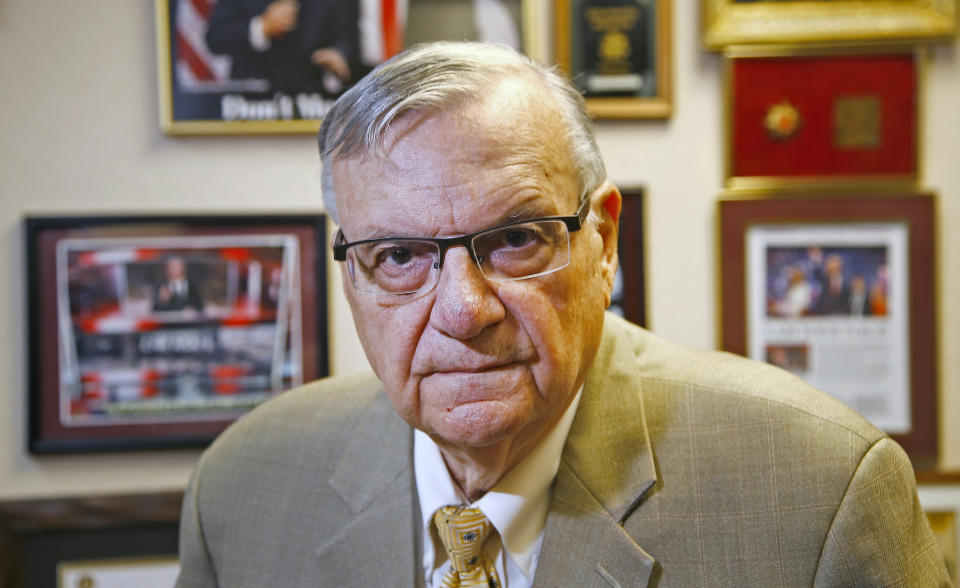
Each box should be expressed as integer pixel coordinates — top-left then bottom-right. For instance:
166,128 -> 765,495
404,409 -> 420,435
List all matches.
176,314 -> 948,586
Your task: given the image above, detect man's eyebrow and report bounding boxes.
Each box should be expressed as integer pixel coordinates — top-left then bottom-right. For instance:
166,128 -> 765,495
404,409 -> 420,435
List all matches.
344,199 -> 559,241
502,201 -> 557,222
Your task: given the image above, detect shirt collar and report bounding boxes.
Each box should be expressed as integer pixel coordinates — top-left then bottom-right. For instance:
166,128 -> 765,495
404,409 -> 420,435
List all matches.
414,387 -> 583,581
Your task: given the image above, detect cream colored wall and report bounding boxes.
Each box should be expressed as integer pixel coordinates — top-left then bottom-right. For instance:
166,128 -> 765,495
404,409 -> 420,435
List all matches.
0,0 -> 956,500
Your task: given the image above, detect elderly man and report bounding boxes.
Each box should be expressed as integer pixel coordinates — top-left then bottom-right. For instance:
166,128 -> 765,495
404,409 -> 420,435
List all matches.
176,42 -> 947,586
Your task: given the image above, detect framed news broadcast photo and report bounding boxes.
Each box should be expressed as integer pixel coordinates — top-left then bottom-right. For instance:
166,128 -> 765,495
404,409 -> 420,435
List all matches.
24,214 -> 328,453
718,194 -> 936,466
156,0 -> 534,134
555,0 -> 672,119
702,0 -> 955,49
724,44 -> 922,193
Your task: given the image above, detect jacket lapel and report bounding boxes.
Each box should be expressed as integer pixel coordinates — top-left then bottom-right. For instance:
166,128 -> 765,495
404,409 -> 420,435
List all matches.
535,317 -> 659,587
311,392 -> 421,587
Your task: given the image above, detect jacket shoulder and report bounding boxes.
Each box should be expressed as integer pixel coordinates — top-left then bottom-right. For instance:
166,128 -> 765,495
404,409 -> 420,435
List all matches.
205,371 -> 386,457
603,313 -> 884,446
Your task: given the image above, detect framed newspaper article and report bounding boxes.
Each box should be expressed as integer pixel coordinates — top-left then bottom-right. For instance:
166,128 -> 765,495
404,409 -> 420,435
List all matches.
718,194 -> 936,466
724,44 -> 921,193
554,0 -> 672,119
156,0 -> 533,134
702,0 -> 955,49
24,214 -> 327,453
0,492 -> 181,587
610,188 -> 646,327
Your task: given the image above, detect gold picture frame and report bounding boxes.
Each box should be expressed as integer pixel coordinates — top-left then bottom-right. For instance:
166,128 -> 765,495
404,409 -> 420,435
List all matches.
156,0 -> 537,135
555,0 -> 672,119
703,0 -> 956,50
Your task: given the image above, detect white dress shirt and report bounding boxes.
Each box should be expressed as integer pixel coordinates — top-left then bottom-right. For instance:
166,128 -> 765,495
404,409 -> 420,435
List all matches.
414,389 -> 582,588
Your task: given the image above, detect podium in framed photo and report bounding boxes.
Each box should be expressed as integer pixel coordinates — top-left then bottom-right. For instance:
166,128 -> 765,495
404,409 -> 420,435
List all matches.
25,214 -> 328,452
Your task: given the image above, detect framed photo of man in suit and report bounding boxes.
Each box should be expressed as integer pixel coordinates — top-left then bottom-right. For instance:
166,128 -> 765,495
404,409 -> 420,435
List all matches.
718,193 -> 937,467
156,0 -> 534,134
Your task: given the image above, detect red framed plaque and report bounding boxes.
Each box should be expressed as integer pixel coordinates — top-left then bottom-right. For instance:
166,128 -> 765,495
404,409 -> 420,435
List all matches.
725,45 -> 921,192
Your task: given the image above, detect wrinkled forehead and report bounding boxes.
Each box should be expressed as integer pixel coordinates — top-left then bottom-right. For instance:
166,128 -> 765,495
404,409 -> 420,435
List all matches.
334,77 -> 580,208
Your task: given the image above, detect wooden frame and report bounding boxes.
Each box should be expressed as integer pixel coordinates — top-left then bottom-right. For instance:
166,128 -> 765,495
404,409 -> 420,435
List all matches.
0,492 -> 182,588
718,193 -> 936,466
611,187 -> 647,327
555,0 -> 672,119
703,0 -> 956,49
156,0 -> 537,134
25,214 -> 328,453
724,44 -> 923,193
917,472 -> 960,584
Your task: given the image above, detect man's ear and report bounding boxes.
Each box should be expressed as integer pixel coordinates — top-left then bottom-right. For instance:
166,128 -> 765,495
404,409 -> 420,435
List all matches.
592,181 -> 622,308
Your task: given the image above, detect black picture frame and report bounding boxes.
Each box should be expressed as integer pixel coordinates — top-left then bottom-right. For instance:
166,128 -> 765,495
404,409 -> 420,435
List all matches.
25,214 -> 328,453
0,493 -> 182,588
611,188 -> 646,327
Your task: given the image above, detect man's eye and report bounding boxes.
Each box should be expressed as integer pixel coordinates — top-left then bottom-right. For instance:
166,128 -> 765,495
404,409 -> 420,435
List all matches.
387,247 -> 413,265
504,229 -> 535,248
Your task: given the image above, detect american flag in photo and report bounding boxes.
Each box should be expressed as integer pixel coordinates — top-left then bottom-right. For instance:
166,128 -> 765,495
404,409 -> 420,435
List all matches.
175,0 -> 232,90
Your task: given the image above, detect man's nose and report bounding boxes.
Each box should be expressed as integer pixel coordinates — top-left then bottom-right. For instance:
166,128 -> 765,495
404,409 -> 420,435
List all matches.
428,246 -> 504,339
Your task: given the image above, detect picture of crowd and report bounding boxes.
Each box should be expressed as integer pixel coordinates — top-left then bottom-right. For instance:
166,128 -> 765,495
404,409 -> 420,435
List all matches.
765,245 -> 889,318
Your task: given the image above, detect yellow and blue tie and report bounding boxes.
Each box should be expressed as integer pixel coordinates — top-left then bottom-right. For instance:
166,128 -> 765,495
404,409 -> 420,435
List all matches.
433,505 -> 501,588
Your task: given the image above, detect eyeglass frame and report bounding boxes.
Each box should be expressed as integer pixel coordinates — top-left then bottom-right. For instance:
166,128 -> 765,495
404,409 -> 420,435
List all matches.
331,195 -> 592,291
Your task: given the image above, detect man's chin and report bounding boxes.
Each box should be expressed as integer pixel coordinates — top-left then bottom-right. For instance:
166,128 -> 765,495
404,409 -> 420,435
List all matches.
426,401 -> 527,450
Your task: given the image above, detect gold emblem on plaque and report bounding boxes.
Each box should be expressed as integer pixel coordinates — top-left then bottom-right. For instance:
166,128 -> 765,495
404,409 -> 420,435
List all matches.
600,31 -> 630,61
764,101 -> 801,141
834,95 -> 881,149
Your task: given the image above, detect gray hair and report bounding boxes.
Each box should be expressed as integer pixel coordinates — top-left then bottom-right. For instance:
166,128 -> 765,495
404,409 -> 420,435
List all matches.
318,41 -> 606,225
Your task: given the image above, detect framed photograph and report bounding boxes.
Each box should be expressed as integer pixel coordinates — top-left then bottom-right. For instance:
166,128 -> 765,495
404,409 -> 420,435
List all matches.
718,194 -> 936,466
156,0 -> 533,134
554,0 -> 672,119
702,0 -> 956,49
917,472 -> 960,585
724,44 -> 921,193
610,187 -> 646,327
0,493 -> 181,588
25,214 -> 328,453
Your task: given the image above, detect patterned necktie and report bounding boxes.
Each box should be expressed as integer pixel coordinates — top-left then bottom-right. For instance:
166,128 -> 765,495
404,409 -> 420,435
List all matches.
433,505 -> 501,588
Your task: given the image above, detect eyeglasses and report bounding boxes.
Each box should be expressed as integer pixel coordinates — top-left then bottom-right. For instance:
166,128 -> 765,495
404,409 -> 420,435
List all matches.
333,196 -> 591,297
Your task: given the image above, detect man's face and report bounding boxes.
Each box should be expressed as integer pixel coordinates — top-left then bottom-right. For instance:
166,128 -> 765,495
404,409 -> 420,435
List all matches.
332,77 -> 618,454
167,257 -> 186,280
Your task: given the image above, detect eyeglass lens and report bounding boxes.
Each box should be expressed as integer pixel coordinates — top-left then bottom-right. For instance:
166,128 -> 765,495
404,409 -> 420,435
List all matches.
346,219 -> 572,295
